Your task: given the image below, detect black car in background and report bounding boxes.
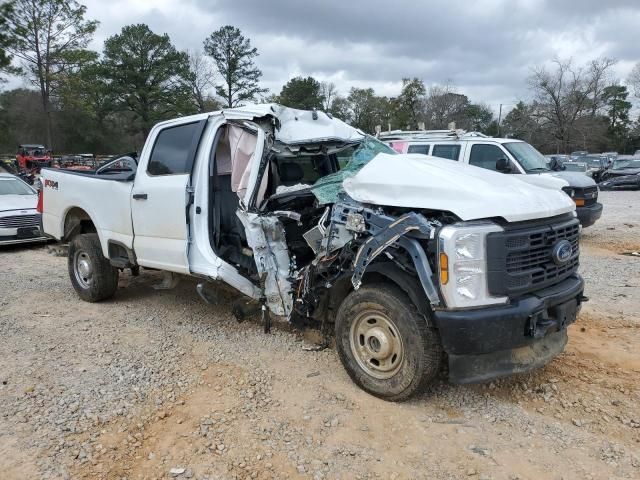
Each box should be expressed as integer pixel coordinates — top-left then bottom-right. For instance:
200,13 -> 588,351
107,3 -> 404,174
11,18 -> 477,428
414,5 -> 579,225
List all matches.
599,157 -> 640,190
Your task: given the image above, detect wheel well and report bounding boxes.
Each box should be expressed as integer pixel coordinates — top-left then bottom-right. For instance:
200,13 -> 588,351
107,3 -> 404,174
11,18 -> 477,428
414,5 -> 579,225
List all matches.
324,263 -> 434,325
63,207 -> 96,241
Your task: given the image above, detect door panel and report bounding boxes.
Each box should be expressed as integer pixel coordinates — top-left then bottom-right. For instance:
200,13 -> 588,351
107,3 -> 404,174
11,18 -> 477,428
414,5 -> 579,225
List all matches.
131,120 -> 204,273
131,173 -> 190,272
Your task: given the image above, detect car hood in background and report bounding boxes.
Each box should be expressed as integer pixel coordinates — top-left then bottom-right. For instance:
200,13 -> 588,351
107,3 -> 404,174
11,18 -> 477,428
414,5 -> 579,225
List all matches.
548,171 -> 597,188
607,167 -> 640,177
0,194 -> 38,213
343,154 -> 575,223
599,174 -> 640,190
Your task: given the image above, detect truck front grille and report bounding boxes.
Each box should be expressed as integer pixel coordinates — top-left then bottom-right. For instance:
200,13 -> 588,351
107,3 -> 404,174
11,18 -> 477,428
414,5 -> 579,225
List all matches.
0,214 -> 40,228
487,215 -> 580,297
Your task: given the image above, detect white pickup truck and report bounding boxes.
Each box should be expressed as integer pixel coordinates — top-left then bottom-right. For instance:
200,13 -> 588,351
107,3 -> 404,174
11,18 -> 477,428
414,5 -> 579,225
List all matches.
41,104 -> 586,401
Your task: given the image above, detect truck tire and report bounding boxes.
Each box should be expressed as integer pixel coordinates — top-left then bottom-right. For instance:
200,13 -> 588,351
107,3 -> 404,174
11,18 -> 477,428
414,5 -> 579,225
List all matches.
335,283 -> 442,401
68,233 -> 119,302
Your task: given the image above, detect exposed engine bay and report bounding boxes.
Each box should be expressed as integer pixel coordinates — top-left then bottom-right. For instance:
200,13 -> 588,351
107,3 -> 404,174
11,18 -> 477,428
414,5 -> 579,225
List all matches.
210,121 -> 457,323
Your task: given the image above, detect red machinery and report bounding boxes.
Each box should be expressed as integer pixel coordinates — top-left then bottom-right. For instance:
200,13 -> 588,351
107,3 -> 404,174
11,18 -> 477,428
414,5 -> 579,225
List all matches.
16,144 -> 52,171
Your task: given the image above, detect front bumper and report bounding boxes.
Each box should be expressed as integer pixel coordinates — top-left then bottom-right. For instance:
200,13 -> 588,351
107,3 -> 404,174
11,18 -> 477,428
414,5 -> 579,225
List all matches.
434,275 -> 584,384
576,202 -> 603,228
0,219 -> 48,246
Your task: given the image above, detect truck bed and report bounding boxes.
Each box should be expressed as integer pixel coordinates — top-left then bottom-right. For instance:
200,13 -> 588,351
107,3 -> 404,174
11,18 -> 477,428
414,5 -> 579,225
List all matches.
40,167 -> 136,254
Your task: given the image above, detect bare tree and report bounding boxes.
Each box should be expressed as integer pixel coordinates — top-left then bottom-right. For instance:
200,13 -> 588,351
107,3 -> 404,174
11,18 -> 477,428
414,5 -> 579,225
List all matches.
587,57 -> 616,116
528,57 -> 616,152
188,50 -> 216,113
319,81 -> 337,111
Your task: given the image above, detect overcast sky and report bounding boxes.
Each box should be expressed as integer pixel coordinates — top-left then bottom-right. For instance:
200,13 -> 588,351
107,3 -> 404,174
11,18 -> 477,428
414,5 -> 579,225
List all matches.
7,0 -> 640,112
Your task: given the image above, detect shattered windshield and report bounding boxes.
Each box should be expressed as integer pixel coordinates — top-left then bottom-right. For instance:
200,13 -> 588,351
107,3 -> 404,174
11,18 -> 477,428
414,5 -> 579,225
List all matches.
311,135 -> 396,204
504,142 -> 549,172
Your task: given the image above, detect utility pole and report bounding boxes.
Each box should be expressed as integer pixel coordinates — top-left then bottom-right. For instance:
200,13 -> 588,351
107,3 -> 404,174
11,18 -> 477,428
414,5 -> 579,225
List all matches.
497,104 -> 503,137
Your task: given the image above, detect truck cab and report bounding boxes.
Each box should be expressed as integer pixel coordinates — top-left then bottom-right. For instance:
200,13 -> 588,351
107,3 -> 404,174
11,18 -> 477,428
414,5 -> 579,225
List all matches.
41,105 -> 586,401
382,131 -> 603,228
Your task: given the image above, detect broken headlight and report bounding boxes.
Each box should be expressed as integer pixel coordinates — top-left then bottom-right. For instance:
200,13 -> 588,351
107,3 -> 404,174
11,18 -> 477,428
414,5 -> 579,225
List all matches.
438,222 -> 508,309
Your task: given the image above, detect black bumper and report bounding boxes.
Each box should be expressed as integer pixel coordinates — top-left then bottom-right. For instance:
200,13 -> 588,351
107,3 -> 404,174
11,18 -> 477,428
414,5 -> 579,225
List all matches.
434,275 -> 584,384
576,202 -> 602,228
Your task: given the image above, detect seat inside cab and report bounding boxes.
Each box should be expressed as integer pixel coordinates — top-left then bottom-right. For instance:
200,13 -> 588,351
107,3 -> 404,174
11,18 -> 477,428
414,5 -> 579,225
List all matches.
209,123 -> 346,275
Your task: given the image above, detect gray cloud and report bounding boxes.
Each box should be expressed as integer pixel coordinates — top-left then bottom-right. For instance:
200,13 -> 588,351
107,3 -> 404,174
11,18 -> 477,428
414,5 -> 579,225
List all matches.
192,0 -> 640,106
6,0 -> 638,112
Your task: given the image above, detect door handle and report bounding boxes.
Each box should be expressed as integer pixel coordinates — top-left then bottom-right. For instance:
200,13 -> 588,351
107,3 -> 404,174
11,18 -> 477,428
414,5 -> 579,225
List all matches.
132,193 -> 148,200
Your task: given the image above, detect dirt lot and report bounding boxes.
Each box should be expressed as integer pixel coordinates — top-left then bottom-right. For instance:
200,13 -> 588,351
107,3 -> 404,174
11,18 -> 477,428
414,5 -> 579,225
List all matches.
1,191 -> 639,480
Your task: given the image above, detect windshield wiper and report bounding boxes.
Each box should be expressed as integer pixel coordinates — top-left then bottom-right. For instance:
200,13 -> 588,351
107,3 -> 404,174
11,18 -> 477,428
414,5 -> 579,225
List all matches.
526,167 -> 550,172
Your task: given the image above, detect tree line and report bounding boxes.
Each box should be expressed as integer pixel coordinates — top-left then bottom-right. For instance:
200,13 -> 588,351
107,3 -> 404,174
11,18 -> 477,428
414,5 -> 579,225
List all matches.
0,0 -> 639,155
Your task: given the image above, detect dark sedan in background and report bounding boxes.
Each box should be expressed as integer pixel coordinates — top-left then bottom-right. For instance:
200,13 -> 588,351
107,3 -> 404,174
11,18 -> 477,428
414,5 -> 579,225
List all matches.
599,158 -> 640,190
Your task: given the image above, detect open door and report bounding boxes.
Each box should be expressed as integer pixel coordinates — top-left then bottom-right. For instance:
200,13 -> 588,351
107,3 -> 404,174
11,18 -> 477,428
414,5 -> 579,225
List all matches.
131,119 -> 206,273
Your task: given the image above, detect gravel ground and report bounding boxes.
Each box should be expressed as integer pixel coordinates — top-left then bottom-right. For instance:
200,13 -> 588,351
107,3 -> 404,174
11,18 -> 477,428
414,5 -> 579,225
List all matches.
1,191 -> 639,480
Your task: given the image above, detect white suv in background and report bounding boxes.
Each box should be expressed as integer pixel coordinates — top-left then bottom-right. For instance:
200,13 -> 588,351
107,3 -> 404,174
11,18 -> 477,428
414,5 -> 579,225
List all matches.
380,131 -> 603,228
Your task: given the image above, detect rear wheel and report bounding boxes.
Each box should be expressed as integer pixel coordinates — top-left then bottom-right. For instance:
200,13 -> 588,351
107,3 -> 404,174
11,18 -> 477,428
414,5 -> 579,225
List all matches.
68,233 -> 119,302
335,283 -> 442,401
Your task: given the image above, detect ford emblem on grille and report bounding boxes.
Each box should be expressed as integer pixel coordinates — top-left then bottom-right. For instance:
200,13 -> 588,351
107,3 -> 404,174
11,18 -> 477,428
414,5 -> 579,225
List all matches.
551,239 -> 573,265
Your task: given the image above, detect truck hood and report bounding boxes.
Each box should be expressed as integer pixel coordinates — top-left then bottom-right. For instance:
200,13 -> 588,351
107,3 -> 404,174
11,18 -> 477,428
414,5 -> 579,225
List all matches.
516,174 -> 567,190
343,154 -> 575,223
0,194 -> 37,213
546,171 -> 596,187
517,171 -> 596,189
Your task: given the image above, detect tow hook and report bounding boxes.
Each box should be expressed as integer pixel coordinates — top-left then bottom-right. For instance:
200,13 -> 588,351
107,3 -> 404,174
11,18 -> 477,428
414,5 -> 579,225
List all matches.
527,311 -> 557,339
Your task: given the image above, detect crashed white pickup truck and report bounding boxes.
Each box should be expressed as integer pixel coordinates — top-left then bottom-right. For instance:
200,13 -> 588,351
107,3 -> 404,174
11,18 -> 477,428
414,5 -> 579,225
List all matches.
40,104 -> 586,401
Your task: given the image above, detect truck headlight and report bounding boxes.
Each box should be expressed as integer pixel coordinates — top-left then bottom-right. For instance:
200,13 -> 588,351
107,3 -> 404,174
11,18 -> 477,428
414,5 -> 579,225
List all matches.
438,222 -> 508,309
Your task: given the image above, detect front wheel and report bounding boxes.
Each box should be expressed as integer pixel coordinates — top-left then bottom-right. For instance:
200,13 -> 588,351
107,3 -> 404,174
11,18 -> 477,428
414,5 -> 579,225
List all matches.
68,233 -> 119,302
335,283 -> 442,401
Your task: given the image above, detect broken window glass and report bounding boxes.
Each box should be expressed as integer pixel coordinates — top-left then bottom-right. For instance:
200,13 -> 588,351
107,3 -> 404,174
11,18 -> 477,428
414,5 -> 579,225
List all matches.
311,136 -> 396,205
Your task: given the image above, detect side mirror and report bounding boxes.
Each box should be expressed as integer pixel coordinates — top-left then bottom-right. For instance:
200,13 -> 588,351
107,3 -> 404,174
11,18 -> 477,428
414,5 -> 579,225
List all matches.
548,157 -> 565,171
496,157 -> 512,173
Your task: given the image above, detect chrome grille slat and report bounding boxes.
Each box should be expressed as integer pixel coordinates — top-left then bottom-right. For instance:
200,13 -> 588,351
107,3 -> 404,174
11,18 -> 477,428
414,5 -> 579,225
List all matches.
0,214 -> 40,228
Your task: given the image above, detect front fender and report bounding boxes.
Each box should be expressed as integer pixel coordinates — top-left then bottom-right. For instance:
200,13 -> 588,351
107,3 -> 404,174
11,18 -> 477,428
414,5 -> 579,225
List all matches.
350,211 -> 440,308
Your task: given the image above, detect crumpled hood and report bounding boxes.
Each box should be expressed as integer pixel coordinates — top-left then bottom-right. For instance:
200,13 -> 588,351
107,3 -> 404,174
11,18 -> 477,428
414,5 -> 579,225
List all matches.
343,154 -> 575,223
0,194 -> 37,213
224,103 -> 364,145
